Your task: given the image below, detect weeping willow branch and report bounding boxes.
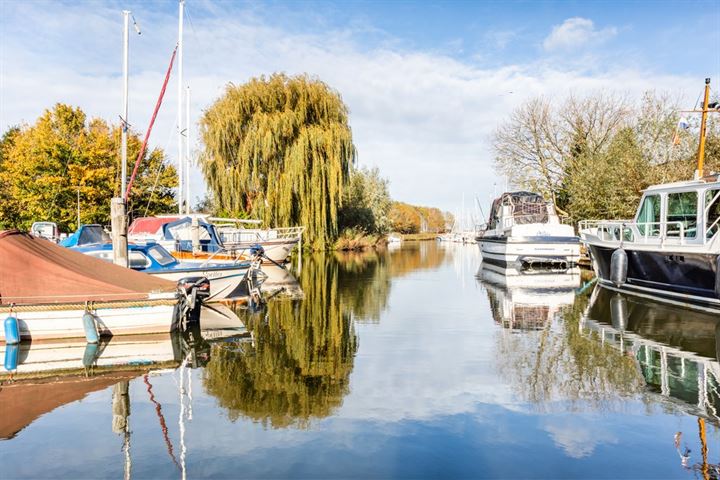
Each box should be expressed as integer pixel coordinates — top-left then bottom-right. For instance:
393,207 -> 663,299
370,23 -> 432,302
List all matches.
199,74 -> 356,248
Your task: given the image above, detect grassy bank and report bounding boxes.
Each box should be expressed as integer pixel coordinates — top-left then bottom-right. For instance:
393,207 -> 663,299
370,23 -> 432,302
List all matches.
333,228 -> 384,251
401,233 -> 439,242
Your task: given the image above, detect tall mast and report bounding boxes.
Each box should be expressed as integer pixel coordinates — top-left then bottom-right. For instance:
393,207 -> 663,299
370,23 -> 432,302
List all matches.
185,85 -> 191,214
696,78 -> 711,179
177,0 -> 185,214
121,11 -> 130,196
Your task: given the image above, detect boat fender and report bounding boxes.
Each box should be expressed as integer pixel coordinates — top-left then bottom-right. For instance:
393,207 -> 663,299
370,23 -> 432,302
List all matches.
610,249 -> 628,287
4,315 -> 20,345
82,342 -> 99,367
4,344 -> 19,372
610,294 -> 628,332
83,312 -> 99,344
715,256 -> 720,299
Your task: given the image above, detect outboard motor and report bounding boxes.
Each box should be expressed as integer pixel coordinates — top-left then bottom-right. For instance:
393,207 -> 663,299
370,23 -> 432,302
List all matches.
172,276 -> 211,333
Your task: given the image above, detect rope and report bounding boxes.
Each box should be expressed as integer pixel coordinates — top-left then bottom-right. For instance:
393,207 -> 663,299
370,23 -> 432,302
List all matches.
0,298 -> 176,313
124,44 -> 178,201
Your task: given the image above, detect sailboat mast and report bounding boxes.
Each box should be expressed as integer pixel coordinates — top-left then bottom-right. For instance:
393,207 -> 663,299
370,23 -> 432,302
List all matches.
121,11 -> 130,196
177,0 -> 185,214
696,77 -> 711,178
185,85 -> 191,214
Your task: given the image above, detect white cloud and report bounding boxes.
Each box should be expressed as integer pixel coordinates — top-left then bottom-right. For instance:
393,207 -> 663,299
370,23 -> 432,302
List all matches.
543,416 -> 618,458
0,4 -> 696,213
543,17 -> 617,51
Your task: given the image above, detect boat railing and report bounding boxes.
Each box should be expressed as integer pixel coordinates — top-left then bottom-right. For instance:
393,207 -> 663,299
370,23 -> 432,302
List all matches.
579,219 -> 694,246
217,226 -> 305,246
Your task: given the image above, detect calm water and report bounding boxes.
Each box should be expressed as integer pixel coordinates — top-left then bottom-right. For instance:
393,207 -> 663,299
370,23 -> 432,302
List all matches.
1,242 -> 719,479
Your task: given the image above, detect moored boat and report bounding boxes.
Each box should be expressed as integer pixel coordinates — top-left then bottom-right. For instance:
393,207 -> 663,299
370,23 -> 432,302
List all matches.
579,176 -> 720,311
0,230 -> 207,343
476,191 -> 580,270
73,240 -> 258,300
579,78 -> 720,312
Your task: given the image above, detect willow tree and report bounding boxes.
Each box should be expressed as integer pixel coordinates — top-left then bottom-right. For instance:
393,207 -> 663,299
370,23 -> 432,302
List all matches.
199,74 -> 356,248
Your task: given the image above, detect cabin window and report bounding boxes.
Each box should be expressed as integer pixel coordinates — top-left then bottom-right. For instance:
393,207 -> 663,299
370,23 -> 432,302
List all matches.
128,251 -> 151,269
636,194 -> 661,237
705,189 -> 720,239
148,245 -> 177,267
666,191 -> 697,238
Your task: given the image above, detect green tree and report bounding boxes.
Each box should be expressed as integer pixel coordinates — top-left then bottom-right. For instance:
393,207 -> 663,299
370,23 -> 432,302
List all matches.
0,104 -> 177,232
199,74 -> 355,249
566,128 -> 649,221
338,166 -> 392,234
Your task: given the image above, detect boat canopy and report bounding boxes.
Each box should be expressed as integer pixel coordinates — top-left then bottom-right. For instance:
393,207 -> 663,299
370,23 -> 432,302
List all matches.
489,191 -> 549,228
0,230 -> 175,305
128,217 -> 179,237
59,224 -> 111,248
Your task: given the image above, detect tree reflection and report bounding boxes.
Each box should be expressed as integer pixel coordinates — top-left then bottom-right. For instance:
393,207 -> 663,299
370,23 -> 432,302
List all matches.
203,254 -> 358,429
495,293 -> 645,411
203,244 -> 453,428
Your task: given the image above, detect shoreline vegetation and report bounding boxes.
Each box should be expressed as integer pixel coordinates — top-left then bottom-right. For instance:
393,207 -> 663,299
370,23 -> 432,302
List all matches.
6,76 -> 714,252
0,74 -> 453,251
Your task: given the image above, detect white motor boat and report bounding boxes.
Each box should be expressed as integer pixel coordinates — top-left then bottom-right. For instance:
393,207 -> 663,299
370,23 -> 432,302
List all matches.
477,191 -> 580,270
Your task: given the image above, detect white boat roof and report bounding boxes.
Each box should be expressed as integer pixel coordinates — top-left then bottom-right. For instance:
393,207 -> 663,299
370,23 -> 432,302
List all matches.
643,175 -> 720,193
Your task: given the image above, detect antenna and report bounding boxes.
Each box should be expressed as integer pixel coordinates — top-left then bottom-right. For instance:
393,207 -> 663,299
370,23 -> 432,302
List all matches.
131,14 -> 141,35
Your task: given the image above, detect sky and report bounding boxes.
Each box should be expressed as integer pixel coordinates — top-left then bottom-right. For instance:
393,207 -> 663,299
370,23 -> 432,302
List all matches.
1,0 -> 719,217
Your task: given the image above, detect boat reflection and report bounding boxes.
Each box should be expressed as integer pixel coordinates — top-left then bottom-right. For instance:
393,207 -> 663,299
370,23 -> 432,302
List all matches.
0,304 -> 247,443
477,263 -> 580,330
583,285 -> 720,425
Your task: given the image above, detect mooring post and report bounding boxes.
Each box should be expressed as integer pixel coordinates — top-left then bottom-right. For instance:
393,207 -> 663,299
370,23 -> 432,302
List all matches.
111,197 -> 128,268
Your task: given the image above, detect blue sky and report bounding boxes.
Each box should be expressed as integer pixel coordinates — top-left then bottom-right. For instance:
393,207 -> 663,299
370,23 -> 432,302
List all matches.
1,0 -> 719,215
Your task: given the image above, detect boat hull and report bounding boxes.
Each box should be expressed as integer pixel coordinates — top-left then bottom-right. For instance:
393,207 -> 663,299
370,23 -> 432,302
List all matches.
587,244 -> 720,311
479,236 -> 581,270
0,303 -> 176,343
149,267 -> 248,300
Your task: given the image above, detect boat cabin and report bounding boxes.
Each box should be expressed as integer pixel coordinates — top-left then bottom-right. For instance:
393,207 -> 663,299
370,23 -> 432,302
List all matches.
594,178 -> 720,246
486,191 -> 556,231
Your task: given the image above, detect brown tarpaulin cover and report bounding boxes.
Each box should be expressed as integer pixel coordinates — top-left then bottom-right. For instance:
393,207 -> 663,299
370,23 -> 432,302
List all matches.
0,230 -> 176,305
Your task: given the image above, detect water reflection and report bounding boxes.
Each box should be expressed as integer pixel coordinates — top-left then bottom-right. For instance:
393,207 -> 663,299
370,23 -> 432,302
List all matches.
202,244 -> 455,428
204,254 -> 359,428
3,243 -> 720,478
478,264 -> 580,330
477,265 -> 646,410
583,286 -> 720,425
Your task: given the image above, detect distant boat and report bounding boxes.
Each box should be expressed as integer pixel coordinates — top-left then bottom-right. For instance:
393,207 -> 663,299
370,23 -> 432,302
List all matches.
0,230 -> 207,342
476,191 -> 580,270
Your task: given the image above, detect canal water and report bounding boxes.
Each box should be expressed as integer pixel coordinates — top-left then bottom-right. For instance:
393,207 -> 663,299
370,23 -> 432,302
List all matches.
1,242 -> 719,478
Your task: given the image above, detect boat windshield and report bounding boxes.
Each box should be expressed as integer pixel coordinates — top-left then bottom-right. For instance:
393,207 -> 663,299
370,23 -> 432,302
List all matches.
78,225 -> 111,245
636,194 -> 661,237
147,245 -> 177,267
666,191 -> 697,238
705,188 -> 720,239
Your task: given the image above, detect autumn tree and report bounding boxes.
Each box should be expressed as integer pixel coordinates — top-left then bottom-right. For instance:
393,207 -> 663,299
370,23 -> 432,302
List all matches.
199,74 -> 355,249
0,104 -> 177,231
